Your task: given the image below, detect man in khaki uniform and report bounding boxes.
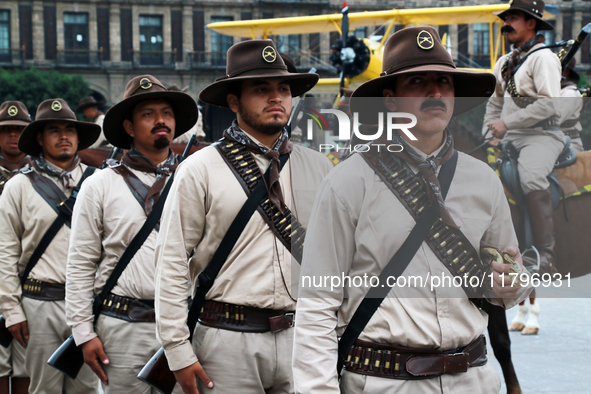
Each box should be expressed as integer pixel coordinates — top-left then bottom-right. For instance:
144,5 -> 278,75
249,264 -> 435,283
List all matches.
483,0 -> 564,274
66,75 -> 197,393
76,96 -> 109,149
0,99 -> 100,394
559,59 -> 584,153
0,101 -> 32,394
292,26 -> 532,393
154,39 -> 333,394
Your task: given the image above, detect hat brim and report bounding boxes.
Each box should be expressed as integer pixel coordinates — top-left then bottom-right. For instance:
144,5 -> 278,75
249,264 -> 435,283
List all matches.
18,119 -> 101,157
103,91 -> 198,149
0,119 -> 30,127
494,9 -> 555,31
350,64 -> 496,124
199,71 -> 319,107
75,101 -> 105,113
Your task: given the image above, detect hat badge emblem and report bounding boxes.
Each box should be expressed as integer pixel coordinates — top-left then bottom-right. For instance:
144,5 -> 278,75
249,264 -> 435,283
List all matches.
140,78 -> 153,90
7,106 -> 18,117
262,46 -> 277,63
51,101 -> 62,112
417,30 -> 434,50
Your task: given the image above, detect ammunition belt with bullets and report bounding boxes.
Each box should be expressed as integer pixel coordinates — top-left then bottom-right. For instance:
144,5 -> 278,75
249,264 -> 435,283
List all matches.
22,278 -> 65,301
99,293 -> 155,323
215,140 -> 305,263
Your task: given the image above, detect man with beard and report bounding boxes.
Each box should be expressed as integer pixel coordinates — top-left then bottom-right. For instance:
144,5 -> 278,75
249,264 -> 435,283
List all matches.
483,0 -> 563,274
292,26 -> 531,393
65,75 -> 197,393
0,101 -> 31,394
153,39 -> 333,394
0,99 -> 100,394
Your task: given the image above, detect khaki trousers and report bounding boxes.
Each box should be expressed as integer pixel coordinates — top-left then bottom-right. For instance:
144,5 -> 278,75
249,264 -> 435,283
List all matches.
503,131 -> 565,194
192,323 -> 294,393
95,314 -> 183,394
571,137 -> 584,154
0,340 -> 27,378
21,297 -> 99,394
339,362 -> 501,394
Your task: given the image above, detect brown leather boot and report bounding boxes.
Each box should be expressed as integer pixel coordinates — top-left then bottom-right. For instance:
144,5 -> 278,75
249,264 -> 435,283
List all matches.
525,189 -> 558,275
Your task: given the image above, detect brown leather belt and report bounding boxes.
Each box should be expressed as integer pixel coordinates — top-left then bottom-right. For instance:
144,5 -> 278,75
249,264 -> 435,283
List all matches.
99,293 -> 155,323
198,300 -> 294,333
344,335 -> 487,380
564,129 -> 581,139
22,279 -> 65,301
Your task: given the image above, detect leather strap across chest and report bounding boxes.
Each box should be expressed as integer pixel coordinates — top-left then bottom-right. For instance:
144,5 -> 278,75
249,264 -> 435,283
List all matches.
23,168 -> 68,217
110,164 -> 150,209
215,140 -> 305,263
362,151 -> 487,300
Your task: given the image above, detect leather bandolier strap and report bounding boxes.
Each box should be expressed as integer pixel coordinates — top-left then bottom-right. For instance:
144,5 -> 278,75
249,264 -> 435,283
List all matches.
23,168 -> 68,218
110,164 -> 150,208
362,151 -> 487,301
0,173 -> 8,194
215,140 -> 305,263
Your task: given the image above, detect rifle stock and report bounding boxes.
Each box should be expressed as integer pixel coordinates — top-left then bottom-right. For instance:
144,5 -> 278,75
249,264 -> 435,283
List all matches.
0,315 -> 13,348
137,347 -> 176,394
46,335 -> 85,379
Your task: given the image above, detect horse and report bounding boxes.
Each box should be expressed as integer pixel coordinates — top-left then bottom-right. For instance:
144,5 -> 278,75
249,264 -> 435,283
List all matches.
451,120 -> 591,394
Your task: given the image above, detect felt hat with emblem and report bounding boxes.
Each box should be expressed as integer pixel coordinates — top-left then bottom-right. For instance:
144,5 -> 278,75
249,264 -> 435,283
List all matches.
350,26 -> 496,123
494,0 -> 554,31
103,75 -> 198,149
75,96 -> 105,113
0,101 -> 32,127
199,39 -> 319,107
18,99 -> 101,156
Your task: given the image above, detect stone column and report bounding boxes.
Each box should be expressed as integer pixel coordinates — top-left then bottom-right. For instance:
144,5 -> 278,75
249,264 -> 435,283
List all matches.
183,5 -> 193,65
449,24 -> 458,60
109,4 -> 121,63
32,1 -> 44,61
574,11 -> 582,63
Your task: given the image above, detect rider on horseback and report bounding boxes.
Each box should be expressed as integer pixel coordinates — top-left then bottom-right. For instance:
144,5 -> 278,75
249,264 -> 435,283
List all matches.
483,0 -> 564,275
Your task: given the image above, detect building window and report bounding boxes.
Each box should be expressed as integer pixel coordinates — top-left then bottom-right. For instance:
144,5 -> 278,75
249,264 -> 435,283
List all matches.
354,27 -> 366,39
0,10 -> 10,62
211,16 -> 233,66
64,12 -> 89,64
473,23 -> 490,56
139,15 -> 163,65
542,21 -> 556,46
276,35 -> 301,66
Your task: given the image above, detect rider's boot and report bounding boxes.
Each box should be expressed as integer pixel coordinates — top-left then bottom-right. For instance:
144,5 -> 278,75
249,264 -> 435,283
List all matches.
524,189 -> 558,275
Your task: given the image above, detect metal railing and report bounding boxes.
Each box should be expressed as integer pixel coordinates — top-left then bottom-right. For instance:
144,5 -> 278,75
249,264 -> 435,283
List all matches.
0,46 -> 26,67
132,49 -> 176,69
187,51 -> 336,71
56,48 -> 103,68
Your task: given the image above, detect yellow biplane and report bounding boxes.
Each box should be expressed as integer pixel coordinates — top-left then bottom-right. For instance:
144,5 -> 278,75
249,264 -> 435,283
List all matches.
208,4 -> 557,93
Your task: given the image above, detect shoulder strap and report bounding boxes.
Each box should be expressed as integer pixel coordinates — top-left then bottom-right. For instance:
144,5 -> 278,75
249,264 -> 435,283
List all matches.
24,170 -> 68,216
336,151 -> 458,375
92,173 -> 175,322
185,152 -> 289,341
20,166 -> 95,286
111,164 -> 150,209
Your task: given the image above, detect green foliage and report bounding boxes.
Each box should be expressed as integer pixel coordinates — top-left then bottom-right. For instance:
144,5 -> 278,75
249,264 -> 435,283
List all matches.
577,72 -> 588,90
0,68 -> 91,119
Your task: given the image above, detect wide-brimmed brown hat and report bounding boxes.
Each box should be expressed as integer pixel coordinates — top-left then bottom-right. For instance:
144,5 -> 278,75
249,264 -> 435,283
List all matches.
0,101 -> 31,127
103,75 -> 198,149
76,96 -> 105,113
494,0 -> 554,31
19,98 -> 101,156
199,40 -> 319,107
350,26 -> 496,123
280,52 -> 298,73
167,84 -> 189,93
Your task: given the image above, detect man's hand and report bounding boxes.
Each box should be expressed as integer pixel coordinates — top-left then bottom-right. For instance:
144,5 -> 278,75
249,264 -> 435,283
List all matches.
488,138 -> 502,147
490,246 -> 523,298
7,321 -> 28,348
81,337 -> 109,385
487,119 -> 508,138
174,361 -> 213,394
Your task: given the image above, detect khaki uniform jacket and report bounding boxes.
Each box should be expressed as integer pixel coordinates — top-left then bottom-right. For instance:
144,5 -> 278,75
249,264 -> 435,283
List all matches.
154,134 -> 334,371
292,143 -> 533,393
0,161 -> 87,327
483,43 -> 562,139
66,164 -> 170,346
559,83 -> 583,135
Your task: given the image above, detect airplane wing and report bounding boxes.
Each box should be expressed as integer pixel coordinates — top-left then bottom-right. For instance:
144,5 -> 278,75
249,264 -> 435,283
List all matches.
208,4 -> 555,38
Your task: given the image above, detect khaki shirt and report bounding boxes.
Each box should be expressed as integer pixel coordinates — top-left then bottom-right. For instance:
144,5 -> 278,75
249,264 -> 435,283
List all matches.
173,110 -> 205,143
292,143 -> 532,393
66,165 -> 170,346
559,83 -> 583,135
154,134 -> 334,371
0,161 -> 87,327
89,114 -> 110,149
483,43 -> 562,138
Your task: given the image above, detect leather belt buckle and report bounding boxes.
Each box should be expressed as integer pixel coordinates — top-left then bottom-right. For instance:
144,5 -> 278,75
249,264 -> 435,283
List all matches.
268,313 -> 295,333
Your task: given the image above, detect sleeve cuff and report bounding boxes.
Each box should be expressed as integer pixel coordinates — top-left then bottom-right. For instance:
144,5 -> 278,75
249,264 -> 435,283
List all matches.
72,321 -> 97,346
164,341 -> 198,371
3,306 -> 26,327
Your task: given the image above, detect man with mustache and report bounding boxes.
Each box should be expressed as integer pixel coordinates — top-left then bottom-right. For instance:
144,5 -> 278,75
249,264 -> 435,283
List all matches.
483,0 -> 563,275
0,101 -> 32,394
153,40 -> 333,394
0,99 -> 100,394
65,75 -> 196,393
292,26 -> 531,393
